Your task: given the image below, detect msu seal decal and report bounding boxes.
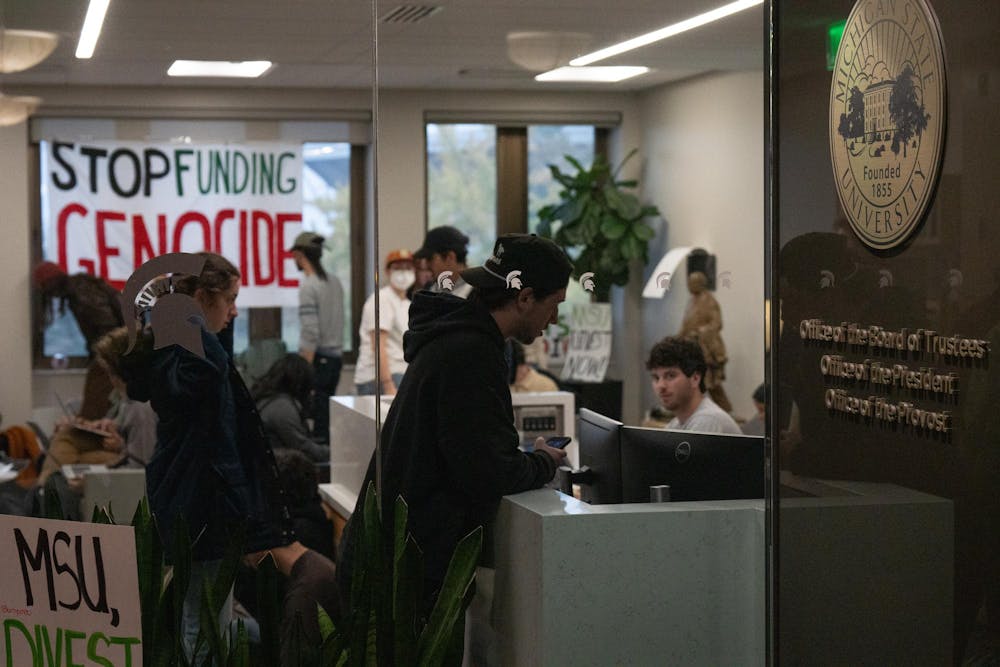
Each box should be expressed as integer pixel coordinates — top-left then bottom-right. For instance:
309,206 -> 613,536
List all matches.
830,0 -> 946,250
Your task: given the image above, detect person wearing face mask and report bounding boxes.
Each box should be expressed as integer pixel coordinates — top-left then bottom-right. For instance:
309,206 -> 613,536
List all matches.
354,249 -> 415,396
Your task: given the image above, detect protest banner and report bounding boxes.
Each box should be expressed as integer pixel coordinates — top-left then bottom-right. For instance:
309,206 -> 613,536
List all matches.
560,303 -> 613,383
41,140 -> 305,307
0,515 -> 142,666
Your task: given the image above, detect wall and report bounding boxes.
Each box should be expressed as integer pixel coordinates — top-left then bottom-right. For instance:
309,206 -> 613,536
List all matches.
0,84 -> 644,421
0,123 -> 33,426
637,71 -> 765,420
373,89 -> 641,246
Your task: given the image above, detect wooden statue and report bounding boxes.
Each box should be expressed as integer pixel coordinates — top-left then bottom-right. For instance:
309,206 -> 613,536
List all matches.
678,271 -> 733,413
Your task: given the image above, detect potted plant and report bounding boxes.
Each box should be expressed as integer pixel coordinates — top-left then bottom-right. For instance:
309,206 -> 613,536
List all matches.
536,149 -> 659,302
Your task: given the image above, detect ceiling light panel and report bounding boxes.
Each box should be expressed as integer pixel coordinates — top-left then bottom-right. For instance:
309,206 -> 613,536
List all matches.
536,66 -> 649,83
76,0 -> 110,59
570,0 -> 763,66
167,60 -> 274,78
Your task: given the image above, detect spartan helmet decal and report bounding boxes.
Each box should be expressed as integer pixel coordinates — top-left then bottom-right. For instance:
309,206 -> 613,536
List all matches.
819,270 -> 835,289
437,271 -> 455,291
580,272 -> 596,293
120,252 -> 208,359
505,270 -> 523,290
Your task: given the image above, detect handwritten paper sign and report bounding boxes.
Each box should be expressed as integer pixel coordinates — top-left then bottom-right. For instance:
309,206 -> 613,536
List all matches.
0,515 -> 142,666
560,303 -> 613,383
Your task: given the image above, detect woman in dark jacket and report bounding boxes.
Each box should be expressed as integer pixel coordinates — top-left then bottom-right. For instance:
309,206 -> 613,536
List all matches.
253,354 -> 329,462
121,252 -> 293,660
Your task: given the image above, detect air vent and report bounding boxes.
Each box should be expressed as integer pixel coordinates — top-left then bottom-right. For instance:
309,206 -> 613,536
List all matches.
380,5 -> 442,23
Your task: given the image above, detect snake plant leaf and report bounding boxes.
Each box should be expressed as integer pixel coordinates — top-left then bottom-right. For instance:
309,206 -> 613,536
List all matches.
42,475 -> 64,520
197,582 -> 227,663
91,503 -> 113,524
170,517 -> 193,660
226,619 -> 249,667
318,604 -> 336,642
255,553 -> 283,667
393,535 -> 424,667
132,498 -> 163,661
415,525 -> 483,667
211,522 -> 246,614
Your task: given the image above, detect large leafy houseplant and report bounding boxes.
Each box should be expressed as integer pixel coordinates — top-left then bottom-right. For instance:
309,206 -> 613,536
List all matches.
536,150 -> 659,302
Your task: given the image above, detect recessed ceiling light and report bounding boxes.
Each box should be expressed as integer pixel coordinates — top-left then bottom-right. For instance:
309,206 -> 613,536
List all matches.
167,60 -> 273,78
536,66 -> 649,83
75,0 -> 110,59
570,0 -> 763,66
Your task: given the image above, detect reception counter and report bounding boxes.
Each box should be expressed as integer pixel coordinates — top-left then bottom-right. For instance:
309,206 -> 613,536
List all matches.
318,398 -> 952,665
490,483 -> 951,666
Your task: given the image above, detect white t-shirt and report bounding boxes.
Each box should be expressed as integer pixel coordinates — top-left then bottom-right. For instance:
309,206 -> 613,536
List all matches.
354,285 -> 410,385
666,394 -> 742,434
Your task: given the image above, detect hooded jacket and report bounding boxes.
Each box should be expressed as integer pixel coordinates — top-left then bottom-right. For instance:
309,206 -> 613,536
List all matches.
339,291 -> 557,597
124,326 -> 293,561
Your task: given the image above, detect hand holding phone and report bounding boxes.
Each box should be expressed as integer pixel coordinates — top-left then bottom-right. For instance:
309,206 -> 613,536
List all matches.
545,436 -> 572,449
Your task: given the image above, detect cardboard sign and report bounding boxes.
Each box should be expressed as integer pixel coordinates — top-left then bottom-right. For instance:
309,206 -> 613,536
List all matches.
0,515 -> 142,666
41,140 -> 305,307
560,303 -> 613,383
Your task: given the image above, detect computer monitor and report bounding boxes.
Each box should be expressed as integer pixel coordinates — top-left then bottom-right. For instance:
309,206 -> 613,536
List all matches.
577,408 -> 623,504
619,426 -> 765,503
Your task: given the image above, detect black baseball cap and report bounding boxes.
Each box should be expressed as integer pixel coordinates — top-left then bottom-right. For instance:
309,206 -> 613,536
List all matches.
461,234 -> 573,294
414,226 -> 470,260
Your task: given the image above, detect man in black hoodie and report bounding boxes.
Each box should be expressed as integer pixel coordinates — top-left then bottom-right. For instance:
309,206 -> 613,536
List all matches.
339,233 -> 571,612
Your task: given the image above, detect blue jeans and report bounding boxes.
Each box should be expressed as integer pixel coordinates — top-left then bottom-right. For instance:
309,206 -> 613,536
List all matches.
355,372 -> 404,396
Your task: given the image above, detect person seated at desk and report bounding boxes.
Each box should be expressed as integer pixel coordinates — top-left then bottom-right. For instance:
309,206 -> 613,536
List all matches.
38,326 -> 157,487
509,340 -> 558,393
253,354 -> 330,463
647,336 -> 741,434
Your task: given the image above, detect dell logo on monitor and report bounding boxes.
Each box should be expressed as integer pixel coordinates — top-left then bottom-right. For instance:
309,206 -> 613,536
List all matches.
675,441 -> 692,463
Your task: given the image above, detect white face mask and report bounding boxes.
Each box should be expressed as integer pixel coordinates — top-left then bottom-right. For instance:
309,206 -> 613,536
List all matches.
390,269 -> 415,290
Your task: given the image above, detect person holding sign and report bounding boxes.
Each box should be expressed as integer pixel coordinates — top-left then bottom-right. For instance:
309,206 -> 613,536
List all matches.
120,252 -> 293,661
288,232 -> 345,444
647,336 -> 741,434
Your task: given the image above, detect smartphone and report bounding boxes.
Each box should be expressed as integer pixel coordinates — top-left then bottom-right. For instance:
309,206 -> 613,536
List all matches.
545,436 -> 572,449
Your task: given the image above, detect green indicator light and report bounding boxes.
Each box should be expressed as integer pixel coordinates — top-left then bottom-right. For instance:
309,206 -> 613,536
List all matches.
827,20 -> 846,71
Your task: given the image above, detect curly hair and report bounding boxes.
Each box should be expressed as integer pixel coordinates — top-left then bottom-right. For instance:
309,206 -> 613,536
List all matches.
92,326 -> 132,379
646,336 -> 707,393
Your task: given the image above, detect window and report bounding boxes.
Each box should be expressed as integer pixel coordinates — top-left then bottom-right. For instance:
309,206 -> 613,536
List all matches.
235,142 -> 355,356
34,133 -> 365,369
426,122 -> 599,244
527,125 -> 597,234
426,123 -> 497,267
425,122 -> 603,363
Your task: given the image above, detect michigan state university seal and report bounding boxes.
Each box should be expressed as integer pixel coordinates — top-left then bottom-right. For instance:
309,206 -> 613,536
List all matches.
830,0 -> 946,250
